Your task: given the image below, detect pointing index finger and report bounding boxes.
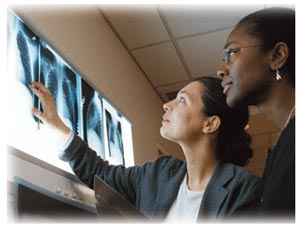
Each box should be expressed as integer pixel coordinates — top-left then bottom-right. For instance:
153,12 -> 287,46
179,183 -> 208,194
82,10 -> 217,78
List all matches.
32,81 -> 46,92
31,81 -> 51,94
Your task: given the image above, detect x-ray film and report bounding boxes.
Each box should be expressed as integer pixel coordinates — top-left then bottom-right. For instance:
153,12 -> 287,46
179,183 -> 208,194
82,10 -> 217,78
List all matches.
103,101 -> 125,165
7,10 -> 39,123
7,11 -> 74,173
40,44 -> 81,135
8,10 -> 134,174
82,80 -> 105,159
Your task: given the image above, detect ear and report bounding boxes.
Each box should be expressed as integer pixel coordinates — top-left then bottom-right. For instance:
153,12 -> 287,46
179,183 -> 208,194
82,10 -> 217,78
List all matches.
203,116 -> 221,134
270,42 -> 289,71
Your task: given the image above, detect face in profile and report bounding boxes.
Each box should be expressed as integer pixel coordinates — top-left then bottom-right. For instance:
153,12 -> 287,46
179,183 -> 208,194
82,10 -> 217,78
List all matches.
160,81 -> 207,144
218,26 -> 273,108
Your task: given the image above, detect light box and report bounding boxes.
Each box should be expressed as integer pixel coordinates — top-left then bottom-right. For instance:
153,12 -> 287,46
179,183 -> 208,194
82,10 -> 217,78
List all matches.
7,10 -> 134,174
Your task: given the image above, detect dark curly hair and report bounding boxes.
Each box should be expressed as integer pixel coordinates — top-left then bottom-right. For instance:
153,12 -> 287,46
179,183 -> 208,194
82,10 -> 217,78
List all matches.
236,7 -> 295,87
194,76 -> 253,166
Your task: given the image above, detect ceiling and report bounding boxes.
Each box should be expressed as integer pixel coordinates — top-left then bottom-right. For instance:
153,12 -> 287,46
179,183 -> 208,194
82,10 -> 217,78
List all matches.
96,4 -> 293,115
96,4 -> 268,108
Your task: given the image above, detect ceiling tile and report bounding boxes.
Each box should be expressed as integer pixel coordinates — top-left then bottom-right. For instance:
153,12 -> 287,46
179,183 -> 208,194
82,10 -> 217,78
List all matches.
160,4 -> 264,38
100,5 -> 170,50
177,28 -> 232,77
132,42 -> 189,87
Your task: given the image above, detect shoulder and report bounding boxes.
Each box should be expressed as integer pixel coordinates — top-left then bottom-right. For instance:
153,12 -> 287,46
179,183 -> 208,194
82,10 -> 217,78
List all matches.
218,162 -> 259,179
226,163 -> 260,188
133,155 -> 185,185
213,163 -> 260,191
234,165 -> 259,181
141,155 -> 184,172
232,164 -> 257,176
215,164 -> 260,217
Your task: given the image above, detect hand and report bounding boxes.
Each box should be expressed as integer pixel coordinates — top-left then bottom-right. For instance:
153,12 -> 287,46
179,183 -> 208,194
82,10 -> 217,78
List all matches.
29,81 -> 71,136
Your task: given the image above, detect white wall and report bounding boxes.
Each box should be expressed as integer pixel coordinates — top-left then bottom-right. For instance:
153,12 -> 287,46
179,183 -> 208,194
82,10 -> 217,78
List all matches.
11,5 -> 183,164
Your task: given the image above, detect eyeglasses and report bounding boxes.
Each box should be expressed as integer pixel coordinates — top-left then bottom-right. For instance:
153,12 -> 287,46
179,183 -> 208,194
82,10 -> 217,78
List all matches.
223,44 -> 264,64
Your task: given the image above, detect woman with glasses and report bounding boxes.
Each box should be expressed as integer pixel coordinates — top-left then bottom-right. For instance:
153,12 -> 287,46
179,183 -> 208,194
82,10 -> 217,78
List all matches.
29,76 -> 259,223
217,7 -> 295,219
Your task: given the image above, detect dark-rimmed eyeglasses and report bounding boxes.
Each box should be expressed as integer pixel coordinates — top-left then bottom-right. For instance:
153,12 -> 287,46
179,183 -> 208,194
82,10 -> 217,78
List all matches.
223,44 -> 264,64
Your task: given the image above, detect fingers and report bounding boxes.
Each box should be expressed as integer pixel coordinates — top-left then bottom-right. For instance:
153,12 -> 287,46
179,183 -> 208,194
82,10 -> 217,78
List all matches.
28,84 -> 41,98
32,81 -> 50,94
29,81 -> 54,108
29,82 -> 66,132
29,81 -> 55,116
29,81 -> 51,98
31,107 -> 46,122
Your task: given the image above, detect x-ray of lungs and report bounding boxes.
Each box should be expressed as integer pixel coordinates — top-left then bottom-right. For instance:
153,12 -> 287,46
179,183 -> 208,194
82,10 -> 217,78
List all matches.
8,10 -> 134,172
82,81 -> 105,159
7,11 -> 39,123
7,11 -> 73,173
103,100 -> 125,166
7,10 -> 42,158
40,45 -> 80,135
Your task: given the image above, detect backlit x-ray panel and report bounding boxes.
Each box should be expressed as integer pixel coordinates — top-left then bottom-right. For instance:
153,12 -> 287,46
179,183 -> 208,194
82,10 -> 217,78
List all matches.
104,106 -> 125,165
7,10 -> 134,174
7,10 -> 39,122
82,80 -> 105,159
7,10 -> 74,173
40,44 -> 80,135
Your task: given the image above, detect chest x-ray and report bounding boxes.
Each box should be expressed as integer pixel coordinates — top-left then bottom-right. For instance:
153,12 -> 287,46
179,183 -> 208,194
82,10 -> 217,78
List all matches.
82,80 -> 105,159
7,11 -> 74,173
7,10 -> 134,171
7,10 -> 39,123
103,100 -> 125,165
40,44 -> 80,134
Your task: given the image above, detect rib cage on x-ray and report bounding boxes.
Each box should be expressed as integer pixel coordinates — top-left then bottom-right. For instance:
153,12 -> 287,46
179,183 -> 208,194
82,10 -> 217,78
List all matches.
8,11 -> 133,169
86,92 -> 105,158
105,110 -> 125,165
8,11 -> 39,121
40,45 -> 79,134
16,30 -> 37,87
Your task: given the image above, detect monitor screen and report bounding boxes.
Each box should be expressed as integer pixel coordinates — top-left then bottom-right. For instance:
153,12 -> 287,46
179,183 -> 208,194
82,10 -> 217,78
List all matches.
14,176 -> 97,222
7,10 -> 134,174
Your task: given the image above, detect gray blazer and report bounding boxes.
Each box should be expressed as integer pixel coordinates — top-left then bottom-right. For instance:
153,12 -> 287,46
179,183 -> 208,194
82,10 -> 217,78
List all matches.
61,135 -> 259,222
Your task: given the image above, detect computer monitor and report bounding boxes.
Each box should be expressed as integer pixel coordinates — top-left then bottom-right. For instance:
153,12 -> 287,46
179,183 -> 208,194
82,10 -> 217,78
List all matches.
14,176 -> 97,222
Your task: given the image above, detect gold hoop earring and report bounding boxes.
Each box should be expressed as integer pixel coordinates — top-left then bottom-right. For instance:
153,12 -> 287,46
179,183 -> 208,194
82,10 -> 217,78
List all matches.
276,69 -> 282,81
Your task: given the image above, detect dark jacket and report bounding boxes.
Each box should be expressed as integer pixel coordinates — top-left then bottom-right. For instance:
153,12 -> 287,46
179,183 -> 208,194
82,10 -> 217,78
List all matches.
256,117 -> 295,220
60,135 -> 260,222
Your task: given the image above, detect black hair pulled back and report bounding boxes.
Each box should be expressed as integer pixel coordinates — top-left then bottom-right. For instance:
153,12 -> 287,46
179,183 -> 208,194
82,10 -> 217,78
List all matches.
194,76 -> 253,166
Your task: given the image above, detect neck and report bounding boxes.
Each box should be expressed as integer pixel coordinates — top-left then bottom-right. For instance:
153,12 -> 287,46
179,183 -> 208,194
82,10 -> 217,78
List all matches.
180,138 -> 217,191
257,82 -> 295,132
